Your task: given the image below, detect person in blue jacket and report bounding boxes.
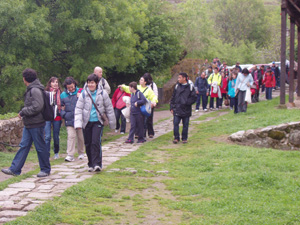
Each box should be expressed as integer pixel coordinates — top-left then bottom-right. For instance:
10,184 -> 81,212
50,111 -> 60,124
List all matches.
228,71 -> 238,114
194,72 -> 209,112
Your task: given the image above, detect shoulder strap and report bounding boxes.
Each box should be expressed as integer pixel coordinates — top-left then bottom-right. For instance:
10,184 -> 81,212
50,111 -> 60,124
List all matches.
142,87 -> 148,94
102,78 -> 105,87
85,89 -> 101,115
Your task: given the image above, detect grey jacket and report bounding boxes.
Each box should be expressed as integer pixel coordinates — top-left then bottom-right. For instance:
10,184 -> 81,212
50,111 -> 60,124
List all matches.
19,79 -> 45,128
74,87 -> 116,129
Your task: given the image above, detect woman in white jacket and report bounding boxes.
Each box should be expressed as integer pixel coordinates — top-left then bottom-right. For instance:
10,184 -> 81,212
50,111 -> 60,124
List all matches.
75,74 -> 116,172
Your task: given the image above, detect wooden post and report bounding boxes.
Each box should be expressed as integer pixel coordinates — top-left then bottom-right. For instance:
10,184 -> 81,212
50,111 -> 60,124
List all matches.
297,26 -> 300,99
280,0 -> 287,107
289,19 -> 295,106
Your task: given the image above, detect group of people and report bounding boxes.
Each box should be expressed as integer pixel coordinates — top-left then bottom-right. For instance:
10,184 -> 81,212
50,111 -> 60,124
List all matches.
194,60 -> 279,114
1,67 -> 160,177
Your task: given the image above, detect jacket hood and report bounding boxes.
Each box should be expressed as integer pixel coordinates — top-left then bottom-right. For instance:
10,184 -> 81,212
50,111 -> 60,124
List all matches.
26,79 -> 44,91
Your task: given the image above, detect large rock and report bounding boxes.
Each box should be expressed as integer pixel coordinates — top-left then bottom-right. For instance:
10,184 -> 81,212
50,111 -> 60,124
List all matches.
268,130 -> 286,140
229,131 -> 245,142
289,131 -> 300,147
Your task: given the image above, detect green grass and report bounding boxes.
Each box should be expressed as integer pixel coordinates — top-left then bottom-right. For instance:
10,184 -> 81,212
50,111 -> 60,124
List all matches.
6,97 -> 300,224
0,113 -> 18,120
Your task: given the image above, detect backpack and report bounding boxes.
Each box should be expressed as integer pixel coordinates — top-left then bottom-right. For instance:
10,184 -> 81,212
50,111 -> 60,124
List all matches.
29,89 -> 55,121
137,89 -> 151,117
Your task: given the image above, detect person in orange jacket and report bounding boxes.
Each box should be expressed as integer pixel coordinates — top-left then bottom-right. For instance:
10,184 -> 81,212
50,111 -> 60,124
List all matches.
262,66 -> 276,100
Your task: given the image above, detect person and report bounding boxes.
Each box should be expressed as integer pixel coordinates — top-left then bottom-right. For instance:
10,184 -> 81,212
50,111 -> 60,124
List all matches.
60,77 -> 85,162
262,67 -> 276,100
251,66 -> 262,103
94,66 -> 111,94
219,71 -> 228,108
143,73 -> 158,138
227,71 -> 238,113
205,66 -> 213,79
219,61 -> 229,77
271,62 -> 280,90
111,87 -> 130,134
235,62 -> 242,72
1,68 -> 51,177
259,65 -> 266,93
121,76 -> 158,138
75,74 -> 116,172
235,68 -> 253,113
208,67 -> 222,110
124,82 -> 147,144
44,77 -> 62,159
194,72 -> 209,112
170,72 -> 197,144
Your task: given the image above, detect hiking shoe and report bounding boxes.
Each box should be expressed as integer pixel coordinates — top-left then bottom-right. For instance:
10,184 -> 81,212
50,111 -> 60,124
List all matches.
148,135 -> 154,138
37,171 -> 50,177
115,129 -> 118,133
94,166 -> 102,172
54,153 -> 59,159
78,154 -> 85,160
195,109 -> 199,112
173,139 -> 179,144
137,139 -> 146,143
182,140 -> 188,144
65,155 -> 75,162
204,109 -> 208,112
125,139 -> 133,144
88,167 -> 94,172
120,132 -> 125,134
1,168 -> 17,176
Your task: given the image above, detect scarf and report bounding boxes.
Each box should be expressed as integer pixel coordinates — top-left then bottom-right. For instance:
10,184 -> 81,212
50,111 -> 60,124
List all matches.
50,87 -> 61,111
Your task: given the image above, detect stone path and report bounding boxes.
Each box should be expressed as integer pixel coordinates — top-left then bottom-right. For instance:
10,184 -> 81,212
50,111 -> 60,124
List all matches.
0,109 -> 210,224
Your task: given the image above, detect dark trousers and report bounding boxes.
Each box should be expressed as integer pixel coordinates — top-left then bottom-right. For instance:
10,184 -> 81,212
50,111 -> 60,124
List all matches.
145,108 -> 155,136
114,108 -> 126,133
83,121 -> 103,168
266,87 -> 272,100
196,94 -> 208,110
230,97 -> 238,114
173,115 -> 190,141
218,93 -> 227,107
237,91 -> 247,113
209,97 -> 219,109
129,113 -> 144,142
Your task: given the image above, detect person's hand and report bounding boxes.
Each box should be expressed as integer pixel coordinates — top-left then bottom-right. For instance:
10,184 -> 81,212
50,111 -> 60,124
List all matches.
118,85 -> 122,88
206,93 -> 209,96
196,91 -> 199,94
77,92 -> 81,98
170,109 -> 173,114
134,102 -> 137,107
18,113 -> 22,119
247,82 -> 250,87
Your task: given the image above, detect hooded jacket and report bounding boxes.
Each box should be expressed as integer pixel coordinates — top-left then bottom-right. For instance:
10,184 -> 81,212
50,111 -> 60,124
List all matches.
170,83 -> 197,117
19,79 -> 45,128
74,87 -> 116,129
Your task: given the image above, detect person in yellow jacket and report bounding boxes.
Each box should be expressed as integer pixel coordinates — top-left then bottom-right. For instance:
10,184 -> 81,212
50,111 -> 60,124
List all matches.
207,67 -> 222,110
119,76 -> 158,138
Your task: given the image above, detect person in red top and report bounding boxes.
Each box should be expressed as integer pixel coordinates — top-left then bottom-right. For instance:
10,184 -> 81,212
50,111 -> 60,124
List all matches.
44,77 -> 62,159
111,87 -> 131,134
218,71 -> 228,108
262,67 -> 276,100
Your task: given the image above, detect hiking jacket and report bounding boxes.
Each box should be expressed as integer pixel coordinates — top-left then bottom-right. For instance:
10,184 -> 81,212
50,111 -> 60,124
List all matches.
235,73 -> 254,91
60,87 -> 81,127
262,72 -> 276,88
220,77 -> 228,94
251,70 -> 262,86
111,88 -> 130,109
19,79 -> 45,128
207,73 -> 222,86
122,84 -> 158,103
74,87 -> 116,129
170,83 -> 197,117
130,90 -> 147,115
228,79 -> 237,98
194,76 -> 209,95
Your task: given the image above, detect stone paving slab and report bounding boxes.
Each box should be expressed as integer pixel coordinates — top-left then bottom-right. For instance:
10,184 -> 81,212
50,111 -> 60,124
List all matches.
0,109 -> 209,224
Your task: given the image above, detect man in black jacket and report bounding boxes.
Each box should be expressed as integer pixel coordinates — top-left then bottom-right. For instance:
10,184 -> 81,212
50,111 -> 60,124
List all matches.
1,68 -> 51,177
170,73 -> 197,144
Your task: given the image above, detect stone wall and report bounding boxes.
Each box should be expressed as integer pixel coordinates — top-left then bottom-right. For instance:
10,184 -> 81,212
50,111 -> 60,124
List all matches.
229,122 -> 300,150
0,117 -> 23,151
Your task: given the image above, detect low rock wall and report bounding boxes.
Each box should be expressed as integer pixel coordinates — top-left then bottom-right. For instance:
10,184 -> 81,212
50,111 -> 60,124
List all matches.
0,117 -> 23,151
229,122 -> 300,150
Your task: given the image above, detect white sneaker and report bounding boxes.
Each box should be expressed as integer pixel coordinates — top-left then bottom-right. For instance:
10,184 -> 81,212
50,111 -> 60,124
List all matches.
120,132 -> 125,134
115,129 -> 118,133
204,109 -> 208,112
78,154 -> 85,160
65,155 -> 75,162
94,166 -> 102,172
195,109 -> 199,112
54,153 -> 59,159
88,167 -> 93,172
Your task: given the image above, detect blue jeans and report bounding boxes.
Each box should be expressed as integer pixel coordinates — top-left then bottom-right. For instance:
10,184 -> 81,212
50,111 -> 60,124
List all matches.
173,115 -> 190,141
266,87 -> 272,100
10,126 -> 51,175
44,120 -> 62,154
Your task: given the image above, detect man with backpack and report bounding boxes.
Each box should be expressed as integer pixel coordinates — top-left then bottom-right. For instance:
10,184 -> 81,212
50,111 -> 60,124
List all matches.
94,66 -> 111,94
1,68 -> 51,177
170,72 -> 197,144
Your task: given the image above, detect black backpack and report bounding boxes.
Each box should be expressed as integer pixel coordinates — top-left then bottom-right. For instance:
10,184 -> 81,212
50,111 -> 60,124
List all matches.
29,89 -> 55,121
